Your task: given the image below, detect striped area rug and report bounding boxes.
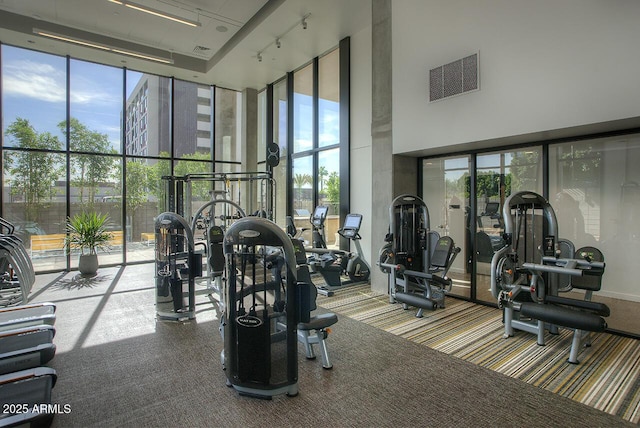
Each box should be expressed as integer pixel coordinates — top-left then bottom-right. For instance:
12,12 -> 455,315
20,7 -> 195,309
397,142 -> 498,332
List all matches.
318,284 -> 640,424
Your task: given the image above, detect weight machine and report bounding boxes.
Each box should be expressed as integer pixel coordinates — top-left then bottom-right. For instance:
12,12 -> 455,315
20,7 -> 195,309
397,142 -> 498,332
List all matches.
221,217 -> 300,398
379,195 -> 460,317
154,212 -> 202,321
0,218 -> 36,308
490,191 -> 610,363
163,171 -> 276,226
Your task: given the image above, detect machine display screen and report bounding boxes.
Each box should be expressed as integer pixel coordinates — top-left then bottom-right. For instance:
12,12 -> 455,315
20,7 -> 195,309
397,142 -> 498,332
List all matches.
344,214 -> 362,230
313,206 -> 328,219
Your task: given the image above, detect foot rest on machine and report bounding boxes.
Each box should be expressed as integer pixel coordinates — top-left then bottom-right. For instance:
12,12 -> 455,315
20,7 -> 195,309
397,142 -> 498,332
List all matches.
394,292 -> 438,311
520,302 -> 607,332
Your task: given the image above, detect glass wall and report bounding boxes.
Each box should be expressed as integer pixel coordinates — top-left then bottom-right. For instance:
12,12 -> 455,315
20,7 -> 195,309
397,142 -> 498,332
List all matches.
422,156 -> 470,299
1,44 -> 240,272
290,48 -> 342,247
422,136 -> 640,336
549,133 -> 640,334
272,79 -> 288,227
475,147 -> 543,303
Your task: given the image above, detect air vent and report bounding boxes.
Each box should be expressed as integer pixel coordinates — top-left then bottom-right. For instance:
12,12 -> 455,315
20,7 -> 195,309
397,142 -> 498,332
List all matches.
193,45 -> 211,54
429,53 -> 479,102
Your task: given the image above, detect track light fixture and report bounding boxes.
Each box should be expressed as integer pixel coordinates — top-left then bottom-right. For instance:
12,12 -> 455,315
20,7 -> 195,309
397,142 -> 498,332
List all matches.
251,13 -> 310,61
108,0 -> 201,27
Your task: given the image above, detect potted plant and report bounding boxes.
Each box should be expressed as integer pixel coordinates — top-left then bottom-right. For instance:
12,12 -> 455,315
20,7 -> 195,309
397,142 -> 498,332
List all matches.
64,211 -> 113,277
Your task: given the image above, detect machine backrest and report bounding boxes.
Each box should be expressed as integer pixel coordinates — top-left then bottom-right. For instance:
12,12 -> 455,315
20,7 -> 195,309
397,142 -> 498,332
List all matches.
208,225 -> 225,276
285,216 -> 297,237
430,236 -> 455,269
571,246 -> 605,291
475,231 -> 495,264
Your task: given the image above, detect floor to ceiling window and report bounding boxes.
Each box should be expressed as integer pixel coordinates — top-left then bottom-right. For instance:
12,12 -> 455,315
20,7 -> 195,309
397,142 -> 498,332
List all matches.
290,47 -> 343,247
1,43 -> 240,272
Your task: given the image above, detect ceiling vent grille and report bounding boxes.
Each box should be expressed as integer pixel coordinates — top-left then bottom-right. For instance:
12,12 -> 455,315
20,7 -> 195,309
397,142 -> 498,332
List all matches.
193,45 -> 211,54
429,53 -> 478,102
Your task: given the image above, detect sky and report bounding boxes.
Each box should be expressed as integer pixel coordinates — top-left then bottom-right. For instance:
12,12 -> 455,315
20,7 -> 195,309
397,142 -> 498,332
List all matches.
2,44 -> 143,151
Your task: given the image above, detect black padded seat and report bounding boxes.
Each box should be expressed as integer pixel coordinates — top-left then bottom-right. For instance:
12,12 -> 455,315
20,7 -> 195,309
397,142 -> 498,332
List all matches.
298,312 -> 338,331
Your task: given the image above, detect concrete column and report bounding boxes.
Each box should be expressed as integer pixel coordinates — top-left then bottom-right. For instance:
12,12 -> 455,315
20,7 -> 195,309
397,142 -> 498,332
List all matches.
370,0 -> 393,294
369,1 -> 419,294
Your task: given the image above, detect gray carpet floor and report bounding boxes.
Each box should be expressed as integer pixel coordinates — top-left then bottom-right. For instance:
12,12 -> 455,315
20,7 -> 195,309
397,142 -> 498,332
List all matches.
27,264 -> 632,427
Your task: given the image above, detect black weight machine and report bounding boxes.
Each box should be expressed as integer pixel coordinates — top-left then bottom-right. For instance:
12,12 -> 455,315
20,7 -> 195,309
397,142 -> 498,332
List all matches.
379,194 -> 460,317
221,217 -> 301,398
154,212 -> 202,321
490,191 -> 610,364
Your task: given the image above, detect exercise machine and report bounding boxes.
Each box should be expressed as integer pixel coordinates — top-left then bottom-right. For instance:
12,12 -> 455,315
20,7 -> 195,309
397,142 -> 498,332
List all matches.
490,191 -> 609,363
289,238 -> 338,369
154,212 -> 202,321
379,194 -> 460,317
0,302 -> 58,427
304,213 -> 371,296
0,303 -> 56,332
0,324 -> 56,376
0,217 -> 36,308
221,217 -> 300,398
0,367 -> 58,428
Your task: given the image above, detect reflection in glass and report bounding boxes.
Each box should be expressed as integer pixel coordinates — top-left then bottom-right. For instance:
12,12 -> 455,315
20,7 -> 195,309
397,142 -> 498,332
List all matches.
549,134 -> 640,334
215,88 -> 242,163
422,156 -> 470,299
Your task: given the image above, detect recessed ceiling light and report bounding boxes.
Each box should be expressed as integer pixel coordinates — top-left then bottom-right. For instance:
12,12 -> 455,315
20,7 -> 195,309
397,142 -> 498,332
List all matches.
216,25 -> 228,32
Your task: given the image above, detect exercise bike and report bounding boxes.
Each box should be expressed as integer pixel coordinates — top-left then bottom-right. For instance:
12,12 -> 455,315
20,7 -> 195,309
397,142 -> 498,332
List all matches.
305,213 -> 371,296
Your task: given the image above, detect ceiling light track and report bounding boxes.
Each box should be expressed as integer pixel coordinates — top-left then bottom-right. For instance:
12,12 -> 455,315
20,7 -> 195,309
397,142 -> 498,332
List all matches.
254,13 -> 311,62
108,0 -> 201,27
33,28 -> 175,64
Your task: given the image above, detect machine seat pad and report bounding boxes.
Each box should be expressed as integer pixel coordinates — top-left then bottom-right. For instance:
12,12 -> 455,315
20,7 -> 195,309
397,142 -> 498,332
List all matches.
520,302 -> 606,332
545,295 -> 610,317
298,313 -> 338,331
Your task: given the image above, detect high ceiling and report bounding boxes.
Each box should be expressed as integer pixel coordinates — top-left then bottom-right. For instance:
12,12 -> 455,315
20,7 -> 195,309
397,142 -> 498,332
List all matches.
0,0 -> 370,90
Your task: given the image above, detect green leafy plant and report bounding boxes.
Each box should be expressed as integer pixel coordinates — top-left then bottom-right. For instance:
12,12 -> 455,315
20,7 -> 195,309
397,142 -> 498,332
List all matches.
64,212 -> 112,256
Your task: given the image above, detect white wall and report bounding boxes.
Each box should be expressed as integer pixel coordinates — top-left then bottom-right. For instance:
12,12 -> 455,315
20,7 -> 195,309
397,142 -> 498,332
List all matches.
350,7 -> 373,266
392,0 -> 640,155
